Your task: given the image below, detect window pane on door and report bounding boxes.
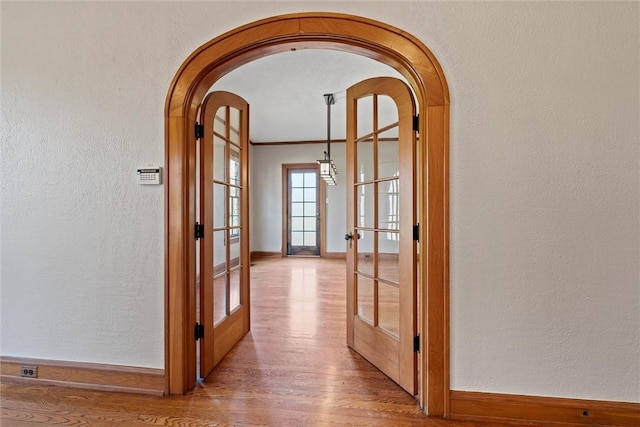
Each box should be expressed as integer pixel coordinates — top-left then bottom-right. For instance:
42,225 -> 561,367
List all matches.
357,138 -> 374,182
357,275 -> 374,323
356,230 -> 374,277
378,132 -> 399,180
291,232 -> 304,246
229,107 -> 240,144
377,95 -> 399,130
303,202 -> 316,217
304,188 -> 315,201
304,217 -> 316,230
291,203 -> 304,216
213,183 -> 226,229
291,217 -> 304,231
378,231 -> 399,285
292,188 -> 304,202
304,173 -> 316,187
213,274 -> 226,325
358,183 -> 374,229
229,268 -> 241,312
304,232 -> 316,246
213,230 -> 226,274
213,136 -> 226,182
357,95 -> 374,138
378,281 -> 400,337
291,172 -> 304,187
378,179 -> 399,230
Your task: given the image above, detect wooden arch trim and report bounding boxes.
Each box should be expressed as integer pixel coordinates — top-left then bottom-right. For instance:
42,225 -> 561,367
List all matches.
164,12 -> 450,417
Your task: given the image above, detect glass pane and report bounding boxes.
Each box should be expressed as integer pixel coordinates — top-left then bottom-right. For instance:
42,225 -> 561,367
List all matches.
213,136 -> 226,182
378,231 -> 399,285
214,108 -> 226,135
213,183 -> 226,229
357,183 -> 374,229
229,145 -> 240,185
357,95 -> 373,138
357,138 -> 374,182
378,282 -> 399,337
377,95 -> 399,130
229,268 -> 241,312
304,188 -> 316,202
304,172 -> 316,188
303,202 -> 316,217
229,107 -> 240,144
229,188 -> 241,227
291,231 -> 304,246
291,202 -> 303,216
213,230 -> 227,274
378,131 -> 399,180
356,275 -> 374,323
304,232 -> 316,246
291,188 -> 304,202
213,274 -> 227,325
304,217 -> 316,231
356,230 -> 374,277
378,179 -> 399,230
229,229 -> 241,261
292,217 -> 304,231
291,172 -> 304,188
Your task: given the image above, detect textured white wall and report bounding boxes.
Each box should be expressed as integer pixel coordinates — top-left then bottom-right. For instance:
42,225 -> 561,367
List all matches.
1,1 -> 638,401
249,144 -> 347,254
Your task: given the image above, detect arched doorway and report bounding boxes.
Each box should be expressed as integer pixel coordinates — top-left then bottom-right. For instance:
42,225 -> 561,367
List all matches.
164,12 -> 449,416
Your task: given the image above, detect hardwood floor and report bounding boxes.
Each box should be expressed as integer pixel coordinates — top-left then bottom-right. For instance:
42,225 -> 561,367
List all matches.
2,258 -> 562,426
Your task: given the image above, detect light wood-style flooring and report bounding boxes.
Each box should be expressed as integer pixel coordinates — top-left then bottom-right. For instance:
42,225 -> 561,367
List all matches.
2,257 -> 552,426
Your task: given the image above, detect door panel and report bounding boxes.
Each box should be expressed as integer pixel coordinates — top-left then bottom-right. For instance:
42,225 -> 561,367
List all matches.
287,168 -> 320,256
346,77 -> 417,394
200,91 -> 250,379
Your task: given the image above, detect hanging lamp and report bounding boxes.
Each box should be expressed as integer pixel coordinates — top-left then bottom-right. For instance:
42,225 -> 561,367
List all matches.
318,93 -> 337,185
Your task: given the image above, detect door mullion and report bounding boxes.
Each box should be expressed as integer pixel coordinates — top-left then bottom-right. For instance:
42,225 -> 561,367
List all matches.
373,94 -> 380,328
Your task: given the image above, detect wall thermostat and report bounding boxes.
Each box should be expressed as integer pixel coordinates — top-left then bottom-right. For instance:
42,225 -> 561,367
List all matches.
137,167 -> 162,185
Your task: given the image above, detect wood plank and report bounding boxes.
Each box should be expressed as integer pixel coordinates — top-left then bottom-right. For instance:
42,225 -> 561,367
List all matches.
250,251 -> 282,260
0,357 -> 163,395
450,391 -> 640,427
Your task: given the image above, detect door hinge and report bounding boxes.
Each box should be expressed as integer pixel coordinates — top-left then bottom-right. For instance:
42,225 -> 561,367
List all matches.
195,323 -> 204,340
414,335 -> 420,352
195,222 -> 204,240
194,123 -> 204,139
413,223 -> 420,241
412,115 -> 420,132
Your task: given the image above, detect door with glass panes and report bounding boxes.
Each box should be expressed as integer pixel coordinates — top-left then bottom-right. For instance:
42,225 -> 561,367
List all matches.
345,77 -> 418,394
199,91 -> 250,379
286,166 -> 320,256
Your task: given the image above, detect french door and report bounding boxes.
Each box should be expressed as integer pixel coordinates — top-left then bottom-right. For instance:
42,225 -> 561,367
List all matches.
199,91 -> 250,379
345,77 -> 418,394
285,166 -> 320,256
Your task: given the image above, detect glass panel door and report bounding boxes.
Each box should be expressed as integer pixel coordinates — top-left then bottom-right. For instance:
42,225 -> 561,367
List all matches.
199,91 -> 250,379
346,77 -> 417,395
287,168 -> 320,256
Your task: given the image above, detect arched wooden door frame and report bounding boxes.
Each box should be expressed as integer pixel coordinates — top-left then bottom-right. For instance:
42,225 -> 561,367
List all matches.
164,12 -> 450,417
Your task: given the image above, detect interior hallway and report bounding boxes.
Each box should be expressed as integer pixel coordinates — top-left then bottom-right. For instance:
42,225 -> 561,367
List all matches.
1,258 -> 570,426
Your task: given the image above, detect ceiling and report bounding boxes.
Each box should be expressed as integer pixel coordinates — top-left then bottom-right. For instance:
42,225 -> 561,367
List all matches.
210,49 -> 407,143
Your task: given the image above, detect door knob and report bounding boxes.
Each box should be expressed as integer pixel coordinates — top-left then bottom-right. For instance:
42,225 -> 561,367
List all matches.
345,232 -> 354,248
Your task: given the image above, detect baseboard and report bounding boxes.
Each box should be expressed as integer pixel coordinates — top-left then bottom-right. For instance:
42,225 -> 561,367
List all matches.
0,356 -> 164,395
250,251 -> 282,260
450,390 -> 640,426
324,252 -> 346,259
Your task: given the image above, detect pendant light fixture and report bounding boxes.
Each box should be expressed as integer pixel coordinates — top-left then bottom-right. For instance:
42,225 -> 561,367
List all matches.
318,93 -> 337,185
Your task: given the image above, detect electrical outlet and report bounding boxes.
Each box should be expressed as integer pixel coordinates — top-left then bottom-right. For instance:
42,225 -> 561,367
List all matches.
21,365 -> 38,378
